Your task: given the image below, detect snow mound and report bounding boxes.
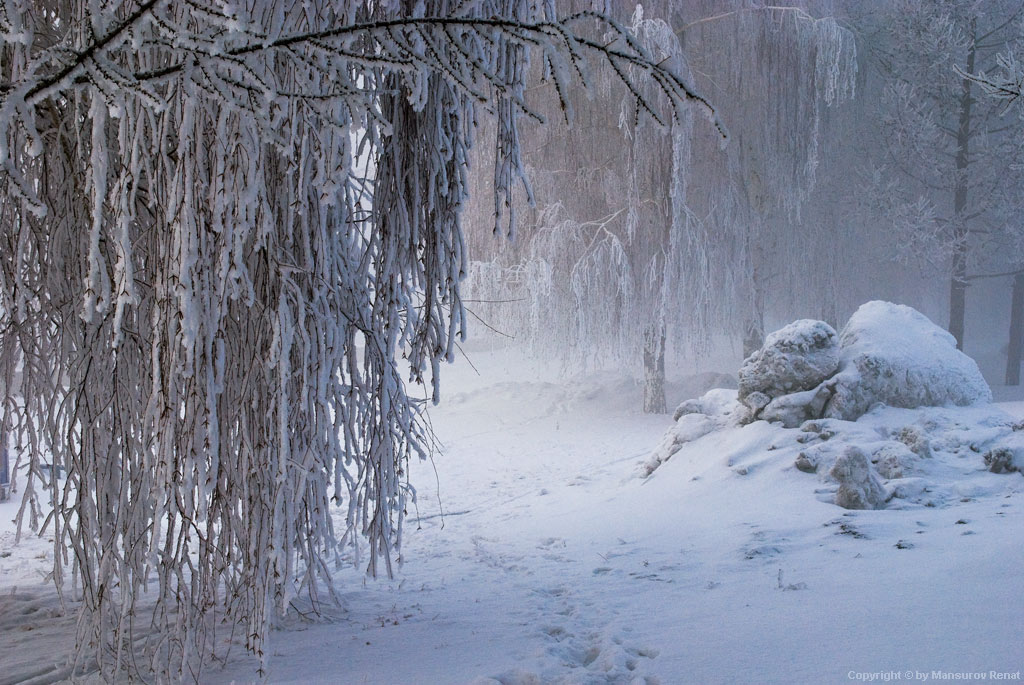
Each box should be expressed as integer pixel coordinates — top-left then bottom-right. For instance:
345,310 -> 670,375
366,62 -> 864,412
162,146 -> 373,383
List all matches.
647,395 -> 1023,514
647,389 -> 742,476
672,387 -> 741,422
829,446 -> 888,510
823,301 -> 991,421
738,319 -> 839,415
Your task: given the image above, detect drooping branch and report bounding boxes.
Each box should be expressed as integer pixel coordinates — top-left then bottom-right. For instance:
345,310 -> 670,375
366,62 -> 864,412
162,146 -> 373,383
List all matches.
4,9 -> 722,136
0,1 -> 720,681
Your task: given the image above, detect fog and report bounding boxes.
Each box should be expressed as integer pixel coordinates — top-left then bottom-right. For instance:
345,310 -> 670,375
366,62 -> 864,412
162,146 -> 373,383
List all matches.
460,0 -> 1024,406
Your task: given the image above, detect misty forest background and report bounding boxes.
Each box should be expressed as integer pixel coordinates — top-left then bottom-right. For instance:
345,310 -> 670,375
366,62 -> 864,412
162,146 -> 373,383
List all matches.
462,0 -> 1024,415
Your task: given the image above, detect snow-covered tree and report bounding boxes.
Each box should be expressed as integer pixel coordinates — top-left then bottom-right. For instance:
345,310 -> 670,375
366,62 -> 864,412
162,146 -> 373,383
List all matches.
957,40 -> 1024,384
0,1 -> 709,678
676,1 -> 859,356
862,0 -> 1024,350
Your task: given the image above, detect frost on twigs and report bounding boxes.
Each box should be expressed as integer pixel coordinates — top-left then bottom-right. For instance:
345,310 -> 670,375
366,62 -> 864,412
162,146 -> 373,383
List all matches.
0,0 -> 716,681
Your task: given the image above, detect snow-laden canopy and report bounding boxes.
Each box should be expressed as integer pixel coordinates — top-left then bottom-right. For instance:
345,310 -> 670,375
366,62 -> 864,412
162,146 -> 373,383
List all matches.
0,1 -> 716,678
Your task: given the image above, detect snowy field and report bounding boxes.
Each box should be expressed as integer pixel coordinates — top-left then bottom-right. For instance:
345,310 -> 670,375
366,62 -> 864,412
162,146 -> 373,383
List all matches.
2,346 -> 1024,684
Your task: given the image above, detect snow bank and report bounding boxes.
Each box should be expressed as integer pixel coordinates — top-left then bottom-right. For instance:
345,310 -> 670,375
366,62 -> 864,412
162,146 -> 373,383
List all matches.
823,301 -> 991,421
646,389 -> 742,475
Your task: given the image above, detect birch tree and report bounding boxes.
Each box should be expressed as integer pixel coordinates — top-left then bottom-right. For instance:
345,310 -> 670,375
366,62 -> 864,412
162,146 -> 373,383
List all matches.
0,0 -> 711,678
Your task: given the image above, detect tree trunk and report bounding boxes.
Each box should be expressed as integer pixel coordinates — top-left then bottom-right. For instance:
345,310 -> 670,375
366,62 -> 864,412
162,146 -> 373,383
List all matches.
642,328 -> 666,414
742,317 -> 764,359
821,301 -> 838,334
948,247 -> 968,351
742,279 -> 765,358
743,232 -> 766,359
949,19 -> 976,351
1006,272 -> 1024,386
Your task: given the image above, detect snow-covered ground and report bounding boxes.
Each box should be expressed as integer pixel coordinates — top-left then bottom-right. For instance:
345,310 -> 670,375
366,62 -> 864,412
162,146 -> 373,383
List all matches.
2,346 -> 1023,684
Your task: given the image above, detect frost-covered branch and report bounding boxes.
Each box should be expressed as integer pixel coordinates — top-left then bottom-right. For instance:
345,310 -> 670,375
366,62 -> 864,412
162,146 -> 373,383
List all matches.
957,52 -> 1024,107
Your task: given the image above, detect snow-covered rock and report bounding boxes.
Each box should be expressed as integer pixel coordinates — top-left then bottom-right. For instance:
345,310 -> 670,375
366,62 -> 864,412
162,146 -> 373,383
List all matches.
894,425 -> 933,460
983,448 -> 1018,474
871,443 -> 916,480
760,384 -> 833,428
830,446 -> 888,510
738,320 -> 839,417
981,432 -> 1024,474
646,302 -> 995,477
822,301 -> 991,421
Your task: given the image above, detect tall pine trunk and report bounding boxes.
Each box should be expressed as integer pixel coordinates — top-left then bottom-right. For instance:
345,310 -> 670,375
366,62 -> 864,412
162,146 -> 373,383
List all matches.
949,19 -> 975,350
643,327 -> 666,414
1006,272 -> 1024,386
